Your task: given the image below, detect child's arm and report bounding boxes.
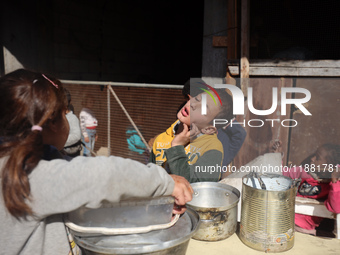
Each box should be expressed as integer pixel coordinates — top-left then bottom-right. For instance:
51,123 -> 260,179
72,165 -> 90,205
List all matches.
149,150 -> 156,163
325,169 -> 340,213
324,181 -> 340,213
164,123 -> 222,183
164,146 -> 222,183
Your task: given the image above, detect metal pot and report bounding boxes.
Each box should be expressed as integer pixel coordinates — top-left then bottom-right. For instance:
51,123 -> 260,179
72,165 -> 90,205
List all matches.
186,182 -> 240,241
73,208 -> 200,255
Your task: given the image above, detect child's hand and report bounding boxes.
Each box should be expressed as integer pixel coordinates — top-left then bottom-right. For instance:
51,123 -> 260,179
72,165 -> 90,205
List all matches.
171,124 -> 190,147
84,137 -> 90,143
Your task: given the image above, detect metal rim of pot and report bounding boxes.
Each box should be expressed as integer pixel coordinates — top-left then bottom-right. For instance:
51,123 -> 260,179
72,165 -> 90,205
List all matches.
187,182 -> 240,212
73,208 -> 200,254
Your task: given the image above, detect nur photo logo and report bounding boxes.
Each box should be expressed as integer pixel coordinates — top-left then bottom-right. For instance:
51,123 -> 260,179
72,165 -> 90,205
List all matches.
196,80 -> 312,128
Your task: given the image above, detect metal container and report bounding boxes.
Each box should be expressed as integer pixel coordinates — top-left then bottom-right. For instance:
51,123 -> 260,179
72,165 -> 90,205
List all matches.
73,208 -> 200,255
67,196 -> 174,237
240,173 -> 297,253
186,182 -> 240,241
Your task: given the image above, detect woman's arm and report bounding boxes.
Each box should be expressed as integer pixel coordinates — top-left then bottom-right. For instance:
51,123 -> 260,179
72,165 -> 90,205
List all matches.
28,156 -> 177,218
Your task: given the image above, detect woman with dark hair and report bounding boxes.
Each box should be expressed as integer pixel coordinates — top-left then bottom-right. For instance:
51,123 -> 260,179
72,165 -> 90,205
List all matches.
0,69 -> 193,254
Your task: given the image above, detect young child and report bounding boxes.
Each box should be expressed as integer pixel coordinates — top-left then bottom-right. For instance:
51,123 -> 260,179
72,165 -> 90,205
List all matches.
181,79 -> 246,176
0,69 -> 193,254
274,142 -> 340,235
149,88 -> 234,183
79,95 -> 98,156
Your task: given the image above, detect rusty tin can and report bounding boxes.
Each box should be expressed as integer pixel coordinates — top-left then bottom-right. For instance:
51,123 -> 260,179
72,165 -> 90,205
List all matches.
240,173 -> 297,252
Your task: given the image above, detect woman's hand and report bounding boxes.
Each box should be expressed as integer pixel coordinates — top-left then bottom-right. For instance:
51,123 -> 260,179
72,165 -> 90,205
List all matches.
170,174 -> 193,214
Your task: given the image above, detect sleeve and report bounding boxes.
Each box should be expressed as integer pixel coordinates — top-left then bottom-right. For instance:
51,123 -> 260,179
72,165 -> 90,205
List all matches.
149,149 -> 156,163
324,181 -> 340,214
28,156 -> 175,218
217,123 -> 246,166
79,110 -> 88,137
164,146 -> 222,183
64,114 -> 82,147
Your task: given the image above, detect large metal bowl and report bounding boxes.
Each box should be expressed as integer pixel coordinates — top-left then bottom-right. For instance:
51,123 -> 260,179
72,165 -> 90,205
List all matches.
73,208 -> 200,255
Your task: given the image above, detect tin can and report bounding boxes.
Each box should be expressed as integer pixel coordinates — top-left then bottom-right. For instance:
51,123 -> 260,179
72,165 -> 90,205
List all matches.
240,173 -> 297,252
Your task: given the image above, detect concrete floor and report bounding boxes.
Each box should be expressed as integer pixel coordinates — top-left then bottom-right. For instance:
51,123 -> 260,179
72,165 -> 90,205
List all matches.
186,231 -> 340,255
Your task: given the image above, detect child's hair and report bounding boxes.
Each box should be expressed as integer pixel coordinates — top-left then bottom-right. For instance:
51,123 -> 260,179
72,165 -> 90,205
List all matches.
0,69 -> 66,217
64,88 -> 73,111
182,78 -> 208,99
319,144 -> 340,166
301,144 -> 340,166
210,88 -> 234,122
182,79 -> 234,122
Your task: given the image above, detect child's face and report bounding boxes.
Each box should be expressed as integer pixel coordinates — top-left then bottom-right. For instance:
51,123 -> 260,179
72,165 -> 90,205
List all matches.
177,92 -> 221,130
311,147 -> 328,166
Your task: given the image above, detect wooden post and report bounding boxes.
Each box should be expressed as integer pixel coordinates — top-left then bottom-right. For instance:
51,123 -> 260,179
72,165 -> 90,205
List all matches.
240,0 -> 249,96
227,0 -> 238,60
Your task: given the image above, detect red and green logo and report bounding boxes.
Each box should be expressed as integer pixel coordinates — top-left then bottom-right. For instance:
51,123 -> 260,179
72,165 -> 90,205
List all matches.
198,82 -> 222,106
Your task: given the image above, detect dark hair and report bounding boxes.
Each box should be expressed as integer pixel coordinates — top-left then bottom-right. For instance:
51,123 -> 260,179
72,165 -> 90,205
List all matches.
319,144 -> 340,166
64,88 -> 71,105
0,69 -> 66,217
182,78 -> 206,99
300,143 -> 340,168
212,88 -> 234,121
64,88 -> 73,111
182,79 -> 234,121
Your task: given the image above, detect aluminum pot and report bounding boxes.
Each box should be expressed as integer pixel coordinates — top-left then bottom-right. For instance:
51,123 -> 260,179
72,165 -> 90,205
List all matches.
186,182 -> 240,241
72,208 -> 200,255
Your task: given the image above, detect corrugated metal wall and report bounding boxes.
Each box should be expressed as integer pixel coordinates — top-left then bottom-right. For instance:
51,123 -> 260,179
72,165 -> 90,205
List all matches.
63,83 -> 184,163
